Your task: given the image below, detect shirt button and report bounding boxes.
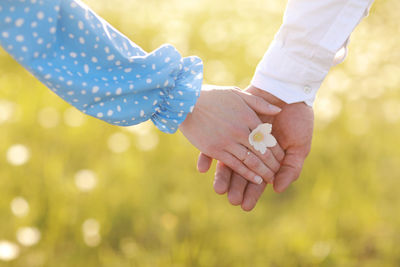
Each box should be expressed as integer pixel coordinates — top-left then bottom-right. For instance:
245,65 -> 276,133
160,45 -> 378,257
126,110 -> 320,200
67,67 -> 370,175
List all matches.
303,85 -> 312,94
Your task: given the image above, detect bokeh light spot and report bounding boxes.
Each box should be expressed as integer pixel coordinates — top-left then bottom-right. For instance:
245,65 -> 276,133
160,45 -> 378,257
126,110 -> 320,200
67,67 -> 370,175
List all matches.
16,227 -> 41,247
10,197 -> 30,217
6,144 -> 30,166
75,169 -> 98,192
37,107 -> 60,128
0,241 -> 19,262
64,107 -> 86,127
82,219 -> 101,247
107,132 -> 131,153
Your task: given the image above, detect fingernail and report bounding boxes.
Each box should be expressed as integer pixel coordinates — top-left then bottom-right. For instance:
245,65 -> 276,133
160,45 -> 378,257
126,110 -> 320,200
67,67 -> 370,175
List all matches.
270,104 -> 282,112
254,175 -> 263,184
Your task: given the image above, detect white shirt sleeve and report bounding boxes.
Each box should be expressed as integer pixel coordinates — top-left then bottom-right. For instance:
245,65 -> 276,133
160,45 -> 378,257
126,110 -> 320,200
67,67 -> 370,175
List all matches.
251,0 -> 374,106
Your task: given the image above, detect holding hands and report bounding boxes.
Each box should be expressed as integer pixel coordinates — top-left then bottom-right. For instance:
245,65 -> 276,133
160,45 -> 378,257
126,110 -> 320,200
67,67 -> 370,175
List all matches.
179,85 -> 285,185
194,85 -> 314,211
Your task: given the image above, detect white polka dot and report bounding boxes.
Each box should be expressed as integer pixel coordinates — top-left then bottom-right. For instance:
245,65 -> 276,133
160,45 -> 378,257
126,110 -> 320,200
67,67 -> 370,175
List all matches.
49,27 -> 56,34
78,37 -> 85,44
67,81 -> 73,86
94,97 -> 101,102
146,79 -> 152,84
116,88 -> 122,95
44,74 -> 51,79
2,32 -> 9,38
107,110 -> 113,116
37,11 -> 44,20
97,112 -> 103,118
37,38 -> 43,44
70,52 -> 77,58
165,57 -> 171,63
129,84 -> 134,90
117,106 -> 121,112
107,54 -> 115,61
84,64 -> 89,73
15,18 -> 24,27
124,68 -> 132,73
31,21 -> 37,28
70,2 -> 78,8
5,17 -> 12,23
152,64 -> 156,70
16,35 -> 24,42
104,46 -> 110,53
164,80 -> 169,87
92,86 -> 99,93
140,110 -> 145,117
91,57 -> 98,63
78,21 -> 84,30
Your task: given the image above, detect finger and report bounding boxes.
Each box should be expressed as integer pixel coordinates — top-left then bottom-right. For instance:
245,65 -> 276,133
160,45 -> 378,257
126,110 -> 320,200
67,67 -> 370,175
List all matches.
232,114 -> 282,175
273,148 -> 306,193
241,181 -> 267,212
218,151 -> 263,185
227,172 -> 248,206
270,143 -> 285,163
240,131 -> 282,175
227,144 -> 275,184
247,145 -> 281,175
233,89 -> 282,116
197,153 -> 213,173
214,161 -> 232,195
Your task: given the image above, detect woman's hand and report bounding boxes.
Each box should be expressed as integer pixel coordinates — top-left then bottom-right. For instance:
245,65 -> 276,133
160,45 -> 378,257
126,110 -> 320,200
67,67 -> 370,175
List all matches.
179,85 -> 284,184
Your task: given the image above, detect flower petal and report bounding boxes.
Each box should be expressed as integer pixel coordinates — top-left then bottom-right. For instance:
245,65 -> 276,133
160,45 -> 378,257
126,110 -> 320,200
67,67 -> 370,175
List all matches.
253,142 -> 267,154
259,123 -> 272,134
264,134 -> 277,147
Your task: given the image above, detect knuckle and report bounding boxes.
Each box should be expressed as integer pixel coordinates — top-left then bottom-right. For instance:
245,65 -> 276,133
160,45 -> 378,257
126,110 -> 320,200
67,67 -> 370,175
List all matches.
231,126 -> 248,141
246,157 -> 260,169
261,170 -> 274,183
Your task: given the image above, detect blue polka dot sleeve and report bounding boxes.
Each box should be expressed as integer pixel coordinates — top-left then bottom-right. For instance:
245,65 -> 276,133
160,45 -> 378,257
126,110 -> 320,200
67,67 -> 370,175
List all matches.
0,0 -> 203,133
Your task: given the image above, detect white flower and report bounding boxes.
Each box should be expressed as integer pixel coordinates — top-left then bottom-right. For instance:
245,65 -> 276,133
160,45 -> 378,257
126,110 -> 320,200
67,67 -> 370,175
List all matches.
249,123 -> 277,154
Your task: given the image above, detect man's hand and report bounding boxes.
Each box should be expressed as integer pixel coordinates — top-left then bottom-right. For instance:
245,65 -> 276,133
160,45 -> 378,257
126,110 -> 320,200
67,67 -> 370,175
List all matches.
197,85 -> 314,211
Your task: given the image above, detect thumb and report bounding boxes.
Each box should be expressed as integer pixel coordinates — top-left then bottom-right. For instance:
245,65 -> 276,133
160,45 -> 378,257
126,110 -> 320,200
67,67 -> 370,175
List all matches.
273,149 -> 305,193
233,90 -> 282,115
197,152 -> 213,173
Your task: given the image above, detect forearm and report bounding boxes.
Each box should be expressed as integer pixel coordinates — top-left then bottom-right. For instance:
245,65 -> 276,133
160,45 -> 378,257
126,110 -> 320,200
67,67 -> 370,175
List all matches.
253,0 -> 375,106
0,0 -> 203,133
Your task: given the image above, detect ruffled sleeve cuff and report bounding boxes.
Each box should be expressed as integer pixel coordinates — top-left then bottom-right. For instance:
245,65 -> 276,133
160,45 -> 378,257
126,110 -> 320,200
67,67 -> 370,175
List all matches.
151,56 -> 203,133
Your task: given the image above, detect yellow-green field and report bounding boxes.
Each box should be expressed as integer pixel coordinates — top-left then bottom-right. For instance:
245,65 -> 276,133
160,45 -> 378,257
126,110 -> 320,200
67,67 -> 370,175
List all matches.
1,0 -> 400,266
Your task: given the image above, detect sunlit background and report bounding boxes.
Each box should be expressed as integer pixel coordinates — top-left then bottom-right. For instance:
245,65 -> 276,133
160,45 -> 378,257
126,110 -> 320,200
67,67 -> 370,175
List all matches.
1,0 -> 400,266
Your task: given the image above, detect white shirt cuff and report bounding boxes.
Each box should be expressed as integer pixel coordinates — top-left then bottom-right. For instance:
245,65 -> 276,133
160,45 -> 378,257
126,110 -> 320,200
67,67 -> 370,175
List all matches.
251,40 -> 331,107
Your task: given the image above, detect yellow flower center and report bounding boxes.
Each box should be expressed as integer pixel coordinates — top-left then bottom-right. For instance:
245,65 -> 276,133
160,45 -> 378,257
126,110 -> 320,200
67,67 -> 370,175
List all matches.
253,132 -> 264,142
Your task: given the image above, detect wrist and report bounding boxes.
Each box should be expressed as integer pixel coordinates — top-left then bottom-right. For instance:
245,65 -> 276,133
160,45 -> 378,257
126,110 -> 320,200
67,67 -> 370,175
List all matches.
246,85 -> 313,110
246,85 -> 286,108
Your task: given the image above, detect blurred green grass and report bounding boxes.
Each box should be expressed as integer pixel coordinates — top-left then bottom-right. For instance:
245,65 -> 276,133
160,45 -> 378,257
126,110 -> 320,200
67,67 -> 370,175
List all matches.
1,0 -> 400,266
